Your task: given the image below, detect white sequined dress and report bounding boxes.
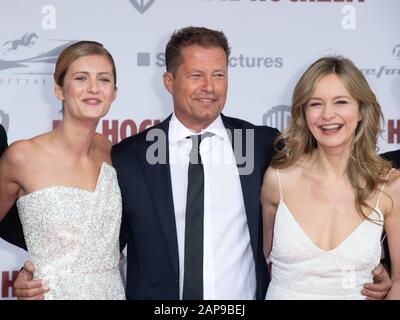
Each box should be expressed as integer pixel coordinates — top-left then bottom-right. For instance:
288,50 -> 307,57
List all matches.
265,170 -> 384,300
17,163 -> 125,300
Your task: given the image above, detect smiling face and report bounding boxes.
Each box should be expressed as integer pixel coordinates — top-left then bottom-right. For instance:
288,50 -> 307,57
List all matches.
163,45 -> 228,132
55,54 -> 116,121
305,73 -> 361,152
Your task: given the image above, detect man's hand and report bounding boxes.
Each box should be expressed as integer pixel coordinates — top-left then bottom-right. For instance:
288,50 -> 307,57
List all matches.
14,260 -> 49,300
361,263 -> 392,300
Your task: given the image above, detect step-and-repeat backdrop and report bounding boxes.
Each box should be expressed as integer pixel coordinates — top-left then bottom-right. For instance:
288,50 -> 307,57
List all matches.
0,0 -> 399,299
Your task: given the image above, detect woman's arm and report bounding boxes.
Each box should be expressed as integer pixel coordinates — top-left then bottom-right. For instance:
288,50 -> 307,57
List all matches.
261,166 -> 280,258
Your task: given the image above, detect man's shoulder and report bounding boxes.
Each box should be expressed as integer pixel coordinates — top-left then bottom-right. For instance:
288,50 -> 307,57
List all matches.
0,124 -> 7,152
381,149 -> 400,168
0,123 -> 6,138
381,149 -> 400,158
112,118 -> 169,154
221,114 -> 280,135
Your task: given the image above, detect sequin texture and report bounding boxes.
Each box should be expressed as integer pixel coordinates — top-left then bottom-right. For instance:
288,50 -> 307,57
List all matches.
17,163 -> 125,300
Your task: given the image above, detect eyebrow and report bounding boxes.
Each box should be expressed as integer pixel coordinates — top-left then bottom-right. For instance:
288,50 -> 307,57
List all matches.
187,68 -> 227,73
309,95 -> 351,100
72,71 -> 112,76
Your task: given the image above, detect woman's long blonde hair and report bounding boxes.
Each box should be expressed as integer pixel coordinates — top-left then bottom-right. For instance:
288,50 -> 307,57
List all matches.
272,56 -> 392,219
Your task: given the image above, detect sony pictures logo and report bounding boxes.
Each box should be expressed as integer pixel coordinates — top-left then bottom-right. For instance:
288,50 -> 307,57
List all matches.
137,51 -> 283,68
129,0 -> 156,14
0,109 -> 10,132
263,105 -> 291,132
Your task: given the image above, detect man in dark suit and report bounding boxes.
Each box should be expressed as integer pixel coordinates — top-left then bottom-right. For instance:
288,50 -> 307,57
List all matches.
0,124 -> 6,153
380,149 -> 400,273
0,124 -> 26,248
112,27 -> 278,299
5,27 -> 393,300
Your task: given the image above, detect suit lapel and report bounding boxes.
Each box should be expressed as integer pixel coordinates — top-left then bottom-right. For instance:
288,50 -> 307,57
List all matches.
140,116 -> 180,275
221,115 -> 260,262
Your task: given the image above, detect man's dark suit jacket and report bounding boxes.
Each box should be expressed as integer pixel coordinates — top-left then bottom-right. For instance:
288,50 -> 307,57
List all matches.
380,149 -> 400,272
381,150 -> 400,169
1,124 -> 7,154
111,114 -> 279,300
0,124 -> 26,249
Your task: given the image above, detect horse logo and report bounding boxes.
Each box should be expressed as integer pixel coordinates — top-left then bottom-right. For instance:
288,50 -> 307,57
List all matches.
3,33 -> 38,52
129,0 -> 155,14
0,35 -> 75,73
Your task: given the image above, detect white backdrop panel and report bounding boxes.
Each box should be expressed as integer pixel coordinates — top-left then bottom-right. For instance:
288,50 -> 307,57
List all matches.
0,0 -> 399,299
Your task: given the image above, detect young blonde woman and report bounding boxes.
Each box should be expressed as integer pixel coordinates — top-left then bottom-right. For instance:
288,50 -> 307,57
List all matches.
0,41 -> 125,299
262,56 -> 400,300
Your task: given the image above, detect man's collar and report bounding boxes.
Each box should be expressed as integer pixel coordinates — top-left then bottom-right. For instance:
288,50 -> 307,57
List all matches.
169,113 -> 227,144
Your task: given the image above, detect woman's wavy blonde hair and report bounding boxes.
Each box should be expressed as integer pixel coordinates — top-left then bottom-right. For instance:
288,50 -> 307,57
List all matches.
272,56 -> 392,219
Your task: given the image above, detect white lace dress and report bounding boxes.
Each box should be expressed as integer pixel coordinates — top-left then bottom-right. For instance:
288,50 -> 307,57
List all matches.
17,163 -> 125,300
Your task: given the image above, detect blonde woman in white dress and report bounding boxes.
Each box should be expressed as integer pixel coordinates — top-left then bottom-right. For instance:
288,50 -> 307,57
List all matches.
0,41 -> 125,299
262,56 -> 400,300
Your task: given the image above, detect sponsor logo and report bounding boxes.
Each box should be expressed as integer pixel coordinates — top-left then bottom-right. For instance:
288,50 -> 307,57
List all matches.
2,33 -> 38,53
1,271 -> 18,299
229,55 -> 283,68
53,119 -> 161,144
393,44 -> 400,61
0,32 -> 75,75
388,119 -> 400,144
263,105 -> 291,132
0,109 -> 9,132
361,66 -> 400,78
360,45 -> 400,78
129,0 -> 156,14
203,0 -> 365,3
137,52 -> 284,68
137,52 -> 151,66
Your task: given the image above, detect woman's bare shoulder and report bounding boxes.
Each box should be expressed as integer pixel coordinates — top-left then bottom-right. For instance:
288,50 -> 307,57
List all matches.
3,139 -> 34,166
270,157 -> 310,179
2,133 -> 52,168
385,168 -> 400,196
379,169 -> 400,217
93,133 -> 112,164
262,166 -> 281,206
266,155 -> 313,199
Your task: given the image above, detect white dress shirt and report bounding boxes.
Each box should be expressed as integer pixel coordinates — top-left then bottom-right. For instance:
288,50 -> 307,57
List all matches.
168,114 -> 256,300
